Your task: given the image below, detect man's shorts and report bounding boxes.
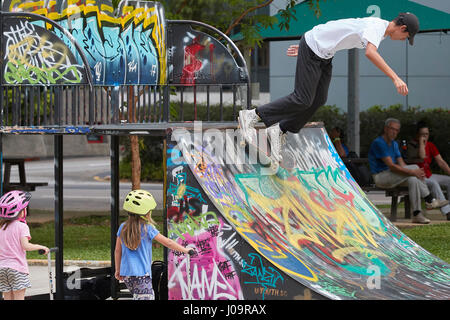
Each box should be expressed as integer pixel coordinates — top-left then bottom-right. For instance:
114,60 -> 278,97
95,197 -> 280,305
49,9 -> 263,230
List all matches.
0,267 -> 31,292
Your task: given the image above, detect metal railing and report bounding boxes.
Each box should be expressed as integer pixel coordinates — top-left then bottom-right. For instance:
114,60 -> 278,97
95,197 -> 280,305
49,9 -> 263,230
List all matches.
0,83 -> 249,129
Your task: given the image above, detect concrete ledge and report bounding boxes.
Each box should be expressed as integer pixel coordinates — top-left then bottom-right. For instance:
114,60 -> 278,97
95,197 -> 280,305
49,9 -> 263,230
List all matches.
28,259 -> 111,267
393,219 -> 450,229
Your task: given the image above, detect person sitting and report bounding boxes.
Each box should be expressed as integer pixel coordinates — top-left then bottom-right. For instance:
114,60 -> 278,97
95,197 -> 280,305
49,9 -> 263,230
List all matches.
368,118 -> 449,224
407,121 -> 450,220
330,126 -> 349,158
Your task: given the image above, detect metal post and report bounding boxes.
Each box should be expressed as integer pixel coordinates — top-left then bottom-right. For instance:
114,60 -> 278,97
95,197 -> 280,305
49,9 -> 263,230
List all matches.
163,138 -> 168,264
0,133 -> 3,195
162,85 -> 170,122
110,135 -> 120,299
54,135 -> 64,300
347,49 -> 360,156
162,137 -> 169,300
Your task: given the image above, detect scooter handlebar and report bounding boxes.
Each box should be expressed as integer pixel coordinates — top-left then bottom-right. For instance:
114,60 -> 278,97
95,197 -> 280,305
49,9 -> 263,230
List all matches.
38,247 -> 58,255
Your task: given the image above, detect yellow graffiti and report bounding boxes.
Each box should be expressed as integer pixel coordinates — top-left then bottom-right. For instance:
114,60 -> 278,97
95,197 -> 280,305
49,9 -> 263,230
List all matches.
241,174 -> 386,263
9,0 -> 167,84
217,198 -> 318,282
7,35 -> 68,70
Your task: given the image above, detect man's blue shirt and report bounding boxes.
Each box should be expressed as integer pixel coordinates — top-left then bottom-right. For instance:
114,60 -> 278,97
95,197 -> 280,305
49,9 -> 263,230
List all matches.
368,136 -> 401,174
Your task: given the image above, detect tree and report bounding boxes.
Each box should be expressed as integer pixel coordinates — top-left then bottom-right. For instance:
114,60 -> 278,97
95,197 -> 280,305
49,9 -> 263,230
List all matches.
161,0 -> 323,48
112,0 -> 323,188
161,0 -> 323,79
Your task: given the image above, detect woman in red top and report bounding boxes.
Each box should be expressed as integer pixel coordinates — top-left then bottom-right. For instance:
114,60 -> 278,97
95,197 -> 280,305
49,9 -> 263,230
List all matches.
407,121 -> 450,220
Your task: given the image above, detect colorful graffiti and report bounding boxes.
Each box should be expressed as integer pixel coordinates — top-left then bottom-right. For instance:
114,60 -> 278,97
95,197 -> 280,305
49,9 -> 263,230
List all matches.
168,23 -> 247,85
2,0 -> 167,85
2,0 -> 248,86
166,126 -> 450,300
2,17 -> 85,85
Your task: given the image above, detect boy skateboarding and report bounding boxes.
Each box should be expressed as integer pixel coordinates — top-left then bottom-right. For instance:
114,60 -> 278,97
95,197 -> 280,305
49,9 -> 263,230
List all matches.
239,12 -> 419,165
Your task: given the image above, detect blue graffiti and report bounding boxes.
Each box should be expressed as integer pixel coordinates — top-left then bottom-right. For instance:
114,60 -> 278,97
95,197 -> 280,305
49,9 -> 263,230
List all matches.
6,0 -> 164,85
242,253 -> 284,300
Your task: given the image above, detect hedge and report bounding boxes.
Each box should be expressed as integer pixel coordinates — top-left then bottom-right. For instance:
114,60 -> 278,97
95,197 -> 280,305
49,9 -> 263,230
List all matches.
120,104 -> 450,182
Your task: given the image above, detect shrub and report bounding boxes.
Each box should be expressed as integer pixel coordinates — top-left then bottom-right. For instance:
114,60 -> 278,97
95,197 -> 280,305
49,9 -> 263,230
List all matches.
120,104 -> 450,181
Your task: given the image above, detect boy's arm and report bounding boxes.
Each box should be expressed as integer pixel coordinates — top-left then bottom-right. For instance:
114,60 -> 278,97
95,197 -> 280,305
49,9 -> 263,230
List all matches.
365,42 -> 408,96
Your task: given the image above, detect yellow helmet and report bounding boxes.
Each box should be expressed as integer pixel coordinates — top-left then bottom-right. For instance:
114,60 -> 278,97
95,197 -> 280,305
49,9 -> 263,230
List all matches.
123,189 -> 157,215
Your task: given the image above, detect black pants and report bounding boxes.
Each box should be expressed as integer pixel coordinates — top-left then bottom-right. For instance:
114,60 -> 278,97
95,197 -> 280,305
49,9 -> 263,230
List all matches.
257,37 -> 333,133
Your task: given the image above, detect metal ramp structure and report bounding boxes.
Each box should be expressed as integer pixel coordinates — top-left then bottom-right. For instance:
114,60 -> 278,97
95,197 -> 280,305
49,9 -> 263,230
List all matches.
1,0 -> 449,301
165,124 -> 450,300
0,0 -> 249,300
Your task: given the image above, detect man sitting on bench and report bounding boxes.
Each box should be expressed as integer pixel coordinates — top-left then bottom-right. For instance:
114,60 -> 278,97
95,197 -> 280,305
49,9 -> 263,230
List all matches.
368,118 -> 449,224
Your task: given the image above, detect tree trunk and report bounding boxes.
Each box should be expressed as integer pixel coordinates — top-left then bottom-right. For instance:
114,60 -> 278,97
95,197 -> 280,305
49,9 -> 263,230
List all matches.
128,86 -> 141,190
130,135 -> 141,190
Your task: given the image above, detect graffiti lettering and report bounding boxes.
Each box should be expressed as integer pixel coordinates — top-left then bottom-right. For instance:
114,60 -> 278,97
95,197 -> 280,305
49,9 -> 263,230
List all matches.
169,211 -> 219,240
3,21 -> 83,84
242,253 -> 284,300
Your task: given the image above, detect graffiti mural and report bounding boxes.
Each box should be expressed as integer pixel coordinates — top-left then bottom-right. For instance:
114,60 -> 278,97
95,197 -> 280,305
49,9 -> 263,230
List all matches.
168,23 -> 247,85
1,17 -> 86,85
2,0 -> 167,85
166,138 -> 325,300
166,125 -> 450,300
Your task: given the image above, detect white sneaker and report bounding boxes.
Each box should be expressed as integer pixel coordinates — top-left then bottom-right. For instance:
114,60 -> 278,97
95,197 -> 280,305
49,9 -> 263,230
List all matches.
411,211 -> 431,224
238,109 -> 260,145
426,198 -> 450,210
266,123 -> 286,163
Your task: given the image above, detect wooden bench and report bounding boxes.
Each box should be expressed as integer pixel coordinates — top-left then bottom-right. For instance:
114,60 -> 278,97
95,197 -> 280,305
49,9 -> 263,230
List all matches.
344,157 -> 412,221
2,158 -> 48,193
345,157 -> 448,221
361,184 -> 410,221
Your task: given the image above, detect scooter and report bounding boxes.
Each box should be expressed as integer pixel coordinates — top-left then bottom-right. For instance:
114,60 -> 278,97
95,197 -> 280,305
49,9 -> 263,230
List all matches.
38,247 -> 58,300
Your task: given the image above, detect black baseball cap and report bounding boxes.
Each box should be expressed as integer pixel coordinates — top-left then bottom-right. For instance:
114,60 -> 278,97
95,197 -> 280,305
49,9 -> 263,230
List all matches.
396,12 -> 420,45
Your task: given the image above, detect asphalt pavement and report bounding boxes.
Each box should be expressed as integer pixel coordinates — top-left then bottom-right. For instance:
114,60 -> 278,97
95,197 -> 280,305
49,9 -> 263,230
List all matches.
7,156 -> 164,212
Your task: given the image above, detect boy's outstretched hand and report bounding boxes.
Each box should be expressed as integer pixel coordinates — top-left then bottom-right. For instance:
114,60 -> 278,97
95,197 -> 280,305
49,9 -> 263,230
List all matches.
286,44 -> 299,57
393,77 -> 409,96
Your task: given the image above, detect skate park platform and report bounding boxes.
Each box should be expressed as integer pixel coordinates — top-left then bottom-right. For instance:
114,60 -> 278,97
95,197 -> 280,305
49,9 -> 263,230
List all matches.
164,125 -> 450,300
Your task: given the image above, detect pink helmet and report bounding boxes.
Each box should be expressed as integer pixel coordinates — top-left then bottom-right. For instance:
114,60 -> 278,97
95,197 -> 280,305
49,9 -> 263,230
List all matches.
0,190 -> 32,220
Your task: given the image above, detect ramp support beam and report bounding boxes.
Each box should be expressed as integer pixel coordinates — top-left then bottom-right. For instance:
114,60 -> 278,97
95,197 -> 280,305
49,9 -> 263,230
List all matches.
54,135 -> 64,300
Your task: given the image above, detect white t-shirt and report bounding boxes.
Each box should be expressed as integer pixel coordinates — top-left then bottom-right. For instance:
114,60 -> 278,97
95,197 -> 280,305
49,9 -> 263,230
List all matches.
304,17 -> 389,59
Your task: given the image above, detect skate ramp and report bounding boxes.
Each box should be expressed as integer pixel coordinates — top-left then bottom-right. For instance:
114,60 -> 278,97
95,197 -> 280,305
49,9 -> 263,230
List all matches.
165,123 -> 450,300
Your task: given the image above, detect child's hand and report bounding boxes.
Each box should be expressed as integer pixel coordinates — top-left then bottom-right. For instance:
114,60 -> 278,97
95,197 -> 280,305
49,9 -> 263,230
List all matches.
115,271 -> 123,281
186,248 -> 197,256
38,246 -> 50,255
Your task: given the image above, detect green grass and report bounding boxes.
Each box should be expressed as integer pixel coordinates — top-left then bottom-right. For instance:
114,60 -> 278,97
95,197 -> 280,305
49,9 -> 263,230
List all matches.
402,223 -> 450,263
27,211 -> 165,261
26,211 -> 450,264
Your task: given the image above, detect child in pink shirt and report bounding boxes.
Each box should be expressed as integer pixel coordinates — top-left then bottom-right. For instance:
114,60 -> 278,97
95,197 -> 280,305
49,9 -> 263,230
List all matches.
0,191 -> 49,300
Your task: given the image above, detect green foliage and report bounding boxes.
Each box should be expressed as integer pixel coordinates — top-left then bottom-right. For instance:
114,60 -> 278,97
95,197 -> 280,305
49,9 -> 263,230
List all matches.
121,104 -> 450,182
27,214 -> 450,263
110,0 -> 326,51
119,135 -> 165,182
312,105 -> 450,164
27,213 -> 165,261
